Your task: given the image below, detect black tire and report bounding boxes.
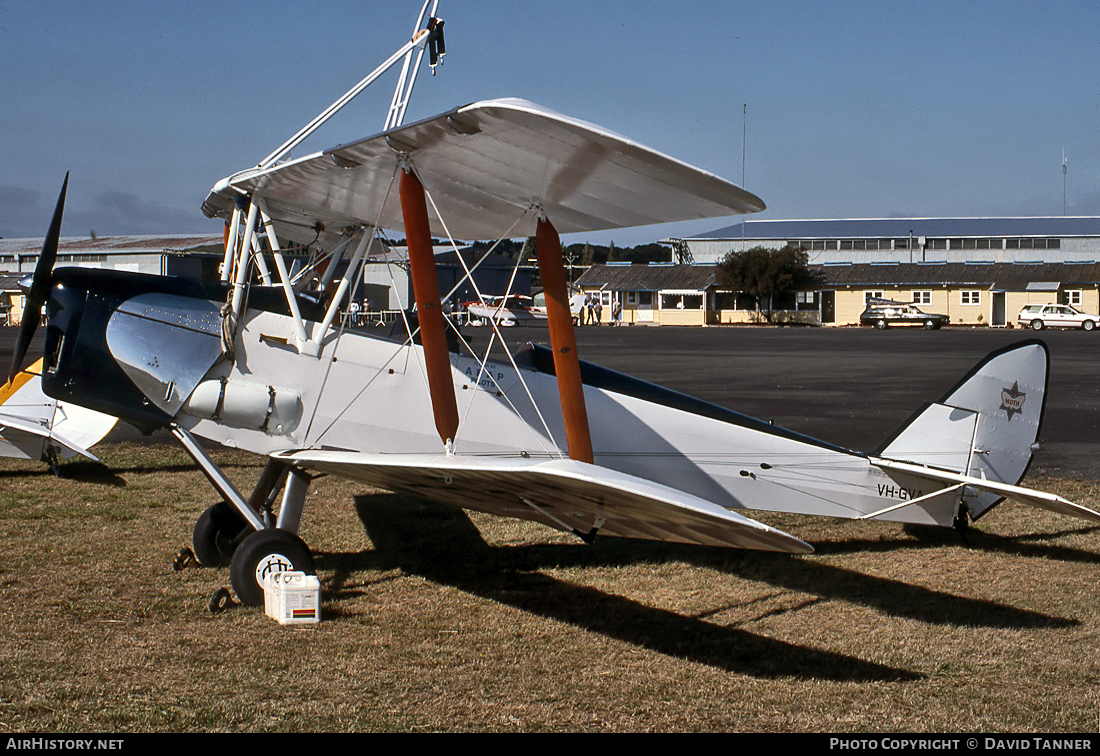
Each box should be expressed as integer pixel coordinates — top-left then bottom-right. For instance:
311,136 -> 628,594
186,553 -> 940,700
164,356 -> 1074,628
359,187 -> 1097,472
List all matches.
875,319 -> 887,330
193,502 -> 248,568
1083,320 -> 1095,331
230,528 -> 315,607
924,319 -> 935,330
1031,319 -> 1044,331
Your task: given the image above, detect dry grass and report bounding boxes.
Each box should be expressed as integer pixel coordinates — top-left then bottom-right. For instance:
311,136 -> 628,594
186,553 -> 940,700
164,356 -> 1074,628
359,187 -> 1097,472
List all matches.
0,443 -> 1098,732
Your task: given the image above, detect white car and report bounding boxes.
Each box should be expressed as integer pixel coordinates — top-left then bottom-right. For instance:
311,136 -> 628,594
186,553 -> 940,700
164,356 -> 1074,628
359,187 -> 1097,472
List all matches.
1018,303 -> 1098,331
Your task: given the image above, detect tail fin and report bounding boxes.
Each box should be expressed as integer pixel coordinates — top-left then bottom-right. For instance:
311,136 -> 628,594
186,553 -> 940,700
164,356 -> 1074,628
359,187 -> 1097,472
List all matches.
876,340 -> 1048,519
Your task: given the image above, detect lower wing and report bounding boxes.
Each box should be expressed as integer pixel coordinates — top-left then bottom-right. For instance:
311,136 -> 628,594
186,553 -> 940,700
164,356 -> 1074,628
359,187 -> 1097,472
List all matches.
279,450 -> 813,554
0,361 -> 118,462
0,410 -> 98,461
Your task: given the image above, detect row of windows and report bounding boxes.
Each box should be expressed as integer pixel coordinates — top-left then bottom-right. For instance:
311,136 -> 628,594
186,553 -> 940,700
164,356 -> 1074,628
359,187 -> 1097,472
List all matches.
865,289 -> 1084,306
4,254 -> 110,263
866,289 -> 984,305
57,254 -> 108,262
797,238 -> 1062,251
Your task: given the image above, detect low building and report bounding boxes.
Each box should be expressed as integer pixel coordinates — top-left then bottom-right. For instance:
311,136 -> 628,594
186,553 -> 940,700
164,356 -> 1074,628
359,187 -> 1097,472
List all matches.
575,263 -> 710,325
649,216 -> 1100,327
813,261 -> 1100,326
575,263 -> 818,326
0,274 -> 23,326
576,260 -> 1100,327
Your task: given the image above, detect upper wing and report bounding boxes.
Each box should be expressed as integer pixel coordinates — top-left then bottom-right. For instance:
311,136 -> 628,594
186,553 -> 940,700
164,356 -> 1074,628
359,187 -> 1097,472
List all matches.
279,450 -> 812,554
203,98 -> 765,244
870,457 -> 1100,524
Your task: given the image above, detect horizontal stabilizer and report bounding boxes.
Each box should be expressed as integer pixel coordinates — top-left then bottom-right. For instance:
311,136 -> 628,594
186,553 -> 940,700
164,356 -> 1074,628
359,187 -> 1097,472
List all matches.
871,457 -> 1100,524
279,450 -> 812,554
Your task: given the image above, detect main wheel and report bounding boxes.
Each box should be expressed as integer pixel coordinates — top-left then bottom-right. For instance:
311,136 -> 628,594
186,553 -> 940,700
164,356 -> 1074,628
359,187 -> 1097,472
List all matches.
230,528 -> 315,607
875,319 -> 887,330
924,319 -> 936,330
193,502 -> 248,568
1031,319 -> 1044,331
1083,320 -> 1095,331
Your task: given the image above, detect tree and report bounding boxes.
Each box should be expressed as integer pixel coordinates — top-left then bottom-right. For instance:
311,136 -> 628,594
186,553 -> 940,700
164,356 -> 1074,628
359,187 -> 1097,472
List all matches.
716,245 -> 812,322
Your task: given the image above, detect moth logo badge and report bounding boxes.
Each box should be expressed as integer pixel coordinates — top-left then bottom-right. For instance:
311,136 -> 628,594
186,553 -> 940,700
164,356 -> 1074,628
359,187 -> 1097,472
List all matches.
1000,381 -> 1026,420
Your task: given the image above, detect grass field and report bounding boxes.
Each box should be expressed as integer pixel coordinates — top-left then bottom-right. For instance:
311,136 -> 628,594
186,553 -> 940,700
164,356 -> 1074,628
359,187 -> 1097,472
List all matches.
1,442 -> 1098,732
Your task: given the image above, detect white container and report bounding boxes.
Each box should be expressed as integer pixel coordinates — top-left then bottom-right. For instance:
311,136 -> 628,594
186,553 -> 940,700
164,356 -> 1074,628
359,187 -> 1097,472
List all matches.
263,571 -> 321,625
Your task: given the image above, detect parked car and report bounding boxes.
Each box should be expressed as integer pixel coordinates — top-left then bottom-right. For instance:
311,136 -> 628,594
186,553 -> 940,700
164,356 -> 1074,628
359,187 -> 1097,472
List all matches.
859,302 -> 949,330
1017,303 -> 1097,331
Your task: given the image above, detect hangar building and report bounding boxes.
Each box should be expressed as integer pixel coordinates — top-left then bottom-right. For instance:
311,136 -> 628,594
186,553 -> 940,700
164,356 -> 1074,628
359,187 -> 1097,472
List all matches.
0,235 -> 223,326
682,217 -> 1100,265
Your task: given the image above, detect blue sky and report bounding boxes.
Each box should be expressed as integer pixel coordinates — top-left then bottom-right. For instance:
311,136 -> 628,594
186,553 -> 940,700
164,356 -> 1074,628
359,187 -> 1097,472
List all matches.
2,1 -> 1098,246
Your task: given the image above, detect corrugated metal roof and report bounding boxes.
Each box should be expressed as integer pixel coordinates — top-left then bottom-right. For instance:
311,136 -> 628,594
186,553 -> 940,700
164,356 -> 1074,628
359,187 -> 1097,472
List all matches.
576,263 -> 716,291
0,235 -> 224,255
695,217 -> 1100,240
810,261 -> 1100,288
577,261 -> 1100,290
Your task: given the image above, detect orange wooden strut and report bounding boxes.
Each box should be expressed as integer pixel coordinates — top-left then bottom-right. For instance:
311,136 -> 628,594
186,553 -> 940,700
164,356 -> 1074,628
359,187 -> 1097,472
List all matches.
536,217 -> 594,464
399,167 -> 460,447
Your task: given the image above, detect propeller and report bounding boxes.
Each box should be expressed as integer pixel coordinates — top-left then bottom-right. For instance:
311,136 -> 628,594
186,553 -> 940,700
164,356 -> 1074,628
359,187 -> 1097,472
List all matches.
7,172 -> 68,385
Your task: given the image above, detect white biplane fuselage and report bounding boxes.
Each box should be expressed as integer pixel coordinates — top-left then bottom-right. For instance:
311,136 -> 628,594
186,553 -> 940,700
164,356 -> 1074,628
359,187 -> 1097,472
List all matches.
180,305 -> 902,520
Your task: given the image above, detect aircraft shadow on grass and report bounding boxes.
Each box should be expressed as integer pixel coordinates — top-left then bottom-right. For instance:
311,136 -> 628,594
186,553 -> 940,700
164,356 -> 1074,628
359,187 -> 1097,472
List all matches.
811,522 -> 1100,566
0,460 -> 128,487
311,492 -> 1073,681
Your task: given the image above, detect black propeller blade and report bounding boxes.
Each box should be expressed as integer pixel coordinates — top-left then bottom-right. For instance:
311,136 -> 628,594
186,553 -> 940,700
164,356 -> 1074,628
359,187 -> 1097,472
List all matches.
7,172 -> 68,385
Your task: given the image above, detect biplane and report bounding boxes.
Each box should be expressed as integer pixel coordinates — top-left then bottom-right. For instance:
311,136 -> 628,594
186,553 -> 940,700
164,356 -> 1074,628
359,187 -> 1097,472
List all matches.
463,295 -> 544,327
9,2 -> 1099,606
0,358 -> 117,468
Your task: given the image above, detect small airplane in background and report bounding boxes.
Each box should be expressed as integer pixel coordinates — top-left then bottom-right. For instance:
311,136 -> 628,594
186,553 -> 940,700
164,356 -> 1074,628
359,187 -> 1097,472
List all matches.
1,358 -> 117,470
462,295 -> 545,327
9,1 -> 1099,607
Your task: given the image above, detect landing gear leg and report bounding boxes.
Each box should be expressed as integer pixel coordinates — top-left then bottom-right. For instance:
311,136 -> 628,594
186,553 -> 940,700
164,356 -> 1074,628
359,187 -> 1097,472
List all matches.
953,504 -> 970,545
276,467 -> 311,532
44,444 -> 61,478
172,425 -> 266,532
172,426 -> 317,605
